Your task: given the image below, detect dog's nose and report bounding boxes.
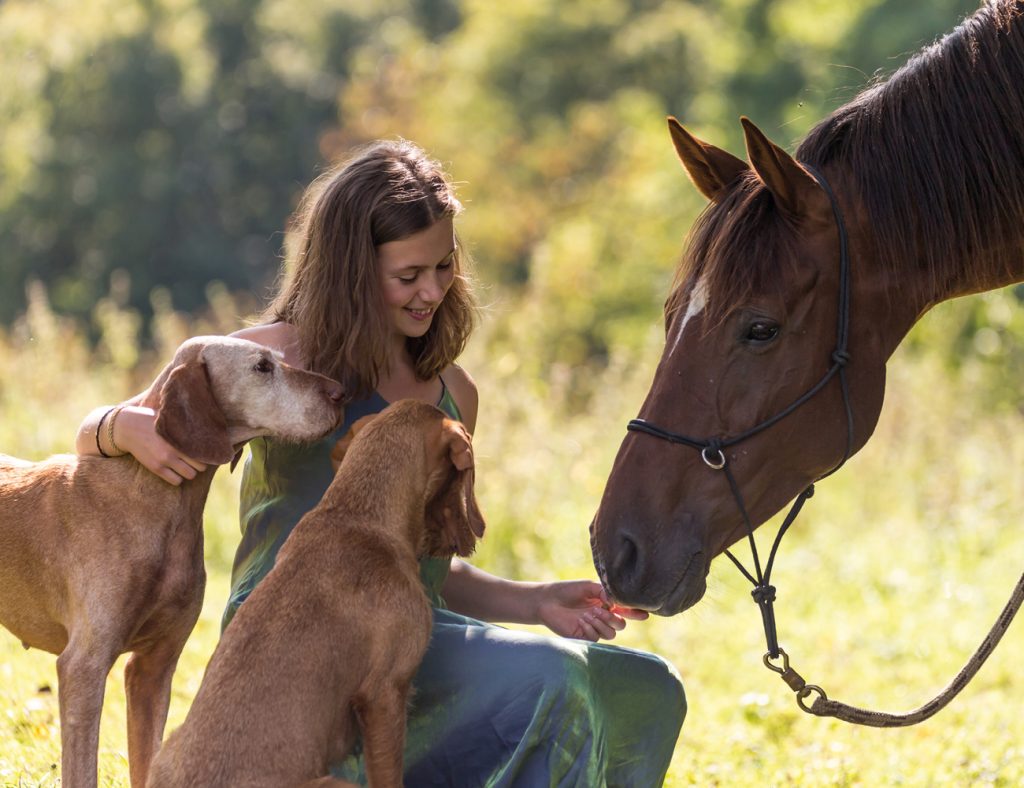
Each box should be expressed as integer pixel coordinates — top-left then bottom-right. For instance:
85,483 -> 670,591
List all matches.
324,380 -> 344,403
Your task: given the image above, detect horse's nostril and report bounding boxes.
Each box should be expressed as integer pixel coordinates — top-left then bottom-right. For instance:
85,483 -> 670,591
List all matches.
610,530 -> 643,588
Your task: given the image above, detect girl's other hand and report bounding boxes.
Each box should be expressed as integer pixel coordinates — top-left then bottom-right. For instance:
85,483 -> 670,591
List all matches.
537,580 -> 649,643
115,405 -> 207,486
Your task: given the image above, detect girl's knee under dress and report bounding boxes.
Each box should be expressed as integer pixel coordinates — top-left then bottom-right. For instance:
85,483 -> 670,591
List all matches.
224,390 -> 686,787
339,608 -> 686,788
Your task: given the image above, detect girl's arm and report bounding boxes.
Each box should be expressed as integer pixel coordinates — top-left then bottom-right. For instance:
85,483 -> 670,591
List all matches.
441,365 -> 647,642
441,559 -> 648,643
75,395 -> 207,485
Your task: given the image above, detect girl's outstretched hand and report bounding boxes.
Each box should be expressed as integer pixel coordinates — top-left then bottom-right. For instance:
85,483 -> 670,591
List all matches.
536,580 -> 649,642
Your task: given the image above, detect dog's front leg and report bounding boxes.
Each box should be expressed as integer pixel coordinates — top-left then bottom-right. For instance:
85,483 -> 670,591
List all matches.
125,640 -> 185,788
355,683 -> 409,788
56,638 -> 118,788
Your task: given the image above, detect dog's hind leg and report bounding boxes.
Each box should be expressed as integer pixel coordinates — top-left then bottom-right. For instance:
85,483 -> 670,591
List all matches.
356,683 -> 409,788
56,635 -> 119,788
125,638 -> 186,788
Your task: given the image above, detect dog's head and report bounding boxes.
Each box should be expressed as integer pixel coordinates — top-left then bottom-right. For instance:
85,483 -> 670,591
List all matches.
150,336 -> 344,467
330,402 -> 485,557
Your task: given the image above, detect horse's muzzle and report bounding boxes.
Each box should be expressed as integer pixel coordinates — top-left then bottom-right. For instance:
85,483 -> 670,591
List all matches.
590,513 -> 709,615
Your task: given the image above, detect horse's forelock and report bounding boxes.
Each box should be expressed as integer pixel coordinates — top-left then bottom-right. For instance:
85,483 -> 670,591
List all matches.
669,176 -> 802,332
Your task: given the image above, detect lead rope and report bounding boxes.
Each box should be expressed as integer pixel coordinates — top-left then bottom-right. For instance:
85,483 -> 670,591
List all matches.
788,574 -> 1024,725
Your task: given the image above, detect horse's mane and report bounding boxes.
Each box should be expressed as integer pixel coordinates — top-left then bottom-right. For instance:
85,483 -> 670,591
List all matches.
671,0 -> 1024,321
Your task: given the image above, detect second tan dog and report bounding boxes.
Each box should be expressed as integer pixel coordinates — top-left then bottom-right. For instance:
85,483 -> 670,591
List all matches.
0,336 -> 344,788
147,399 -> 486,788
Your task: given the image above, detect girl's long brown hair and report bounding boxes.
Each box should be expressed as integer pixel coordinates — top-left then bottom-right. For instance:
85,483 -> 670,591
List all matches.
266,140 -> 477,399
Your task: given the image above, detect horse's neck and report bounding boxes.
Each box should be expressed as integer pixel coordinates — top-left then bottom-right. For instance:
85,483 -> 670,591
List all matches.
850,203 -> 1022,364
946,239 -> 1024,299
865,215 -> 1024,319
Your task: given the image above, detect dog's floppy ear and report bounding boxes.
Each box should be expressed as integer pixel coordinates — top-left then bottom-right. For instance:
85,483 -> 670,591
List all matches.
154,356 -> 236,466
424,419 -> 486,557
330,414 -> 376,472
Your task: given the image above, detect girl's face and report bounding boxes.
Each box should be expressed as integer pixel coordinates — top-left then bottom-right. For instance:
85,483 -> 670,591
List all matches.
378,217 -> 457,341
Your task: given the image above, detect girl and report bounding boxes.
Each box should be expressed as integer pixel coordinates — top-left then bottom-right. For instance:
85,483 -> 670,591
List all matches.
77,139 -> 685,786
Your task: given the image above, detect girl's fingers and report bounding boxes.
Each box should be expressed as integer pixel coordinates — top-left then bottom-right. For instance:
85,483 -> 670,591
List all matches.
158,466 -> 185,487
182,456 -> 208,474
171,458 -> 201,481
581,609 -> 616,641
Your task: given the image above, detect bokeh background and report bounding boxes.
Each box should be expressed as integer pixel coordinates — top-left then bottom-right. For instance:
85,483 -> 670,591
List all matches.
2,0 -> 1022,784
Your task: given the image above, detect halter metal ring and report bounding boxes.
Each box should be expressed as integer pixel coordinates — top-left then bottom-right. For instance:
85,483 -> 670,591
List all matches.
701,446 -> 726,470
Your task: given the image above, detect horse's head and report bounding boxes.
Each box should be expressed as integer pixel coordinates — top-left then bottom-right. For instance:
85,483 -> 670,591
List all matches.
591,117 -> 895,616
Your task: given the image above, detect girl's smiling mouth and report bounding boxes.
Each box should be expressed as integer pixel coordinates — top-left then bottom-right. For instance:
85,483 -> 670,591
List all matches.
406,307 -> 435,321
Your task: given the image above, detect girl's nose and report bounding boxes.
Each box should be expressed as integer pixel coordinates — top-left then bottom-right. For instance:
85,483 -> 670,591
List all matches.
420,272 -> 446,303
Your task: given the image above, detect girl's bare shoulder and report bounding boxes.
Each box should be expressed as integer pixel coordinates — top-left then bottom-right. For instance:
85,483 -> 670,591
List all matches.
443,364 -> 478,434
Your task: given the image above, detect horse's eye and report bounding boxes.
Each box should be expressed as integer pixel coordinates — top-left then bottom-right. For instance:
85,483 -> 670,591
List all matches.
745,321 -> 780,344
253,357 -> 274,374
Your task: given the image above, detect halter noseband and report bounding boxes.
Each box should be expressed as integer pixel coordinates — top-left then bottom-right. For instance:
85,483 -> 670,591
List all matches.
626,163 -> 854,660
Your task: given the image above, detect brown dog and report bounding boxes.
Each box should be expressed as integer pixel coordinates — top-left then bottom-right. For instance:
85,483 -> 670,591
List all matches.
0,336 -> 344,788
147,399 -> 486,788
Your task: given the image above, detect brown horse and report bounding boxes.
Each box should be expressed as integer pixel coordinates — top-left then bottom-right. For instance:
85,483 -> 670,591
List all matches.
591,0 -> 1024,618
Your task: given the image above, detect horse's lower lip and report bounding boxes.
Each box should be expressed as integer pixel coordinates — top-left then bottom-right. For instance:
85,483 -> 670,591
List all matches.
653,563 -> 708,616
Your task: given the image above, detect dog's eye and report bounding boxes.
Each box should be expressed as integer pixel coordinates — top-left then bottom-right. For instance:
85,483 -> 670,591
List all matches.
253,358 -> 274,374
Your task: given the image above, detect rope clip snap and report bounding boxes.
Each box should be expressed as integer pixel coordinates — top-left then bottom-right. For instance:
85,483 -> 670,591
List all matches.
797,684 -> 828,713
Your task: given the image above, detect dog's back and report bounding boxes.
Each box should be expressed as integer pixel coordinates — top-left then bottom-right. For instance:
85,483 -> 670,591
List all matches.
0,453 -> 194,655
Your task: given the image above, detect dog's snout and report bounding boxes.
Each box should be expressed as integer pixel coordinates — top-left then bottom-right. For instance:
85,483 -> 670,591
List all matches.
323,379 -> 344,403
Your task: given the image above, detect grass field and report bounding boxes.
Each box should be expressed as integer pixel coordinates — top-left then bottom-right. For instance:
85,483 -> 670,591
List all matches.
1,290 -> 1022,786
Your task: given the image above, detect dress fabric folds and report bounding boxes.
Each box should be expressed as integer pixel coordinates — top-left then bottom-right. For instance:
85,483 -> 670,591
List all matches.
224,389 -> 686,787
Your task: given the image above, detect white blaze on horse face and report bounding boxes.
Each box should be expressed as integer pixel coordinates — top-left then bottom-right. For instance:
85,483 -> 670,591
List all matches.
670,275 -> 709,352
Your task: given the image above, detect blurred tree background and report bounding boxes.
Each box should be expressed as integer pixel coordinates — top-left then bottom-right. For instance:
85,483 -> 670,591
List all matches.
4,0 -> 1018,408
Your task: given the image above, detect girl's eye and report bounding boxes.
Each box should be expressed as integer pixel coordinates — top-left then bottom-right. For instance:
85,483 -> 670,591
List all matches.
744,321 -> 780,344
398,273 -> 417,284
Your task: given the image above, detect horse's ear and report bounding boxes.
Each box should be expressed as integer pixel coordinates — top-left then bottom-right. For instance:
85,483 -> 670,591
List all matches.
668,116 -> 749,202
740,116 -> 824,219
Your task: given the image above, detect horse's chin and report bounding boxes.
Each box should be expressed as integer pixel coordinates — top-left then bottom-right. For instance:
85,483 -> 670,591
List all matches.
651,562 -> 708,616
598,555 -> 709,617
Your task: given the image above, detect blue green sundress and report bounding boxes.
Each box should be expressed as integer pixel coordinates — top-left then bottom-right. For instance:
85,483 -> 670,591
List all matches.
224,386 -> 686,787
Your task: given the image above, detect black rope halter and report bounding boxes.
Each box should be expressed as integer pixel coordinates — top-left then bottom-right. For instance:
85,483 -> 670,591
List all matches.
626,164 -> 854,660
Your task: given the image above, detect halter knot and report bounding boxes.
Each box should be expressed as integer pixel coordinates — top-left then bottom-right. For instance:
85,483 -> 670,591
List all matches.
831,350 -> 851,367
751,584 -> 777,606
